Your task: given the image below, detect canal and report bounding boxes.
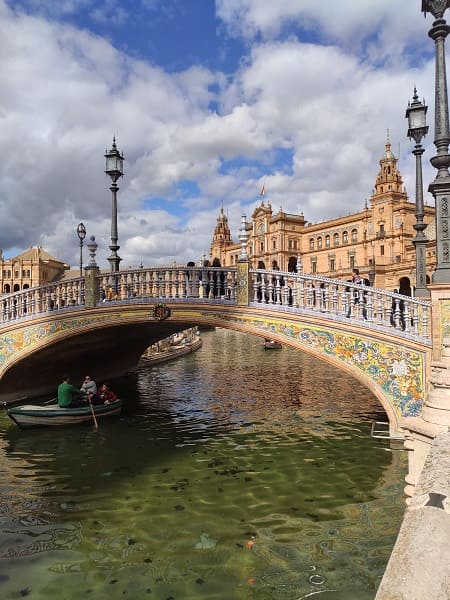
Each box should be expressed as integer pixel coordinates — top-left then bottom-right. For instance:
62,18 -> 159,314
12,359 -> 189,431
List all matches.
0,328 -> 406,599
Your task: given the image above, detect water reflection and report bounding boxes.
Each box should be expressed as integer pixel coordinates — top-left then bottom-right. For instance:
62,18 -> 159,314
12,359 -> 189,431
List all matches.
0,328 -> 405,599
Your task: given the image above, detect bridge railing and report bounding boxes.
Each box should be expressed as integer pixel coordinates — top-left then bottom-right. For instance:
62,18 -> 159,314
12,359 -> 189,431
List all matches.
0,267 -> 432,344
250,269 -> 432,343
0,278 -> 84,323
97,266 -> 238,302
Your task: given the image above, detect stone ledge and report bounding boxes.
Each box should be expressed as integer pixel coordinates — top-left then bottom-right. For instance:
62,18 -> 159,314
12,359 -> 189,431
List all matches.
376,431 -> 450,599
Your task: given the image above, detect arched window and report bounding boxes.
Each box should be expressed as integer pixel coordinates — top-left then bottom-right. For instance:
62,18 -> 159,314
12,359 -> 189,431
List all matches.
351,229 -> 358,243
309,238 -> 315,250
342,231 -> 348,244
317,237 -> 322,249
333,233 -> 339,246
13,284 -> 20,292
3,284 -> 10,293
325,235 -> 330,248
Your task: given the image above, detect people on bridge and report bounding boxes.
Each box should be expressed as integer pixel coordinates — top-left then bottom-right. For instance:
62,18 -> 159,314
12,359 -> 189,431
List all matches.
58,375 -> 86,408
98,383 -> 117,405
346,268 -> 367,319
80,375 -> 97,398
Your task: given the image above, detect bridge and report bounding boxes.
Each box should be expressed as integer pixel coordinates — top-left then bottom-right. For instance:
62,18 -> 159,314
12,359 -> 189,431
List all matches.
0,261 -> 432,439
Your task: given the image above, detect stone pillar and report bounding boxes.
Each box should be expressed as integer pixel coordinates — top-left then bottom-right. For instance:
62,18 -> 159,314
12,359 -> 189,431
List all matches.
84,266 -> 100,308
236,260 -> 250,307
402,284 -> 450,498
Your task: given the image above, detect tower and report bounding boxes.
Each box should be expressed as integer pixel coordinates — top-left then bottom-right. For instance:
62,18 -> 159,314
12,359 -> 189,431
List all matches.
210,205 -> 233,265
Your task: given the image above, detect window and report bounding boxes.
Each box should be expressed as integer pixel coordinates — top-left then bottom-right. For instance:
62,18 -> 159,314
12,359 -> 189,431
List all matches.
272,239 -> 276,250
325,235 -> 330,248
309,238 -> 315,250
333,233 -> 339,246
349,255 -> 356,269
288,239 -> 298,250
351,229 -> 358,243
330,258 -> 336,271
380,245 -> 385,256
14,271 -> 19,278
317,237 -> 322,249
311,259 -> 317,274
342,231 -> 348,245
260,242 -> 264,252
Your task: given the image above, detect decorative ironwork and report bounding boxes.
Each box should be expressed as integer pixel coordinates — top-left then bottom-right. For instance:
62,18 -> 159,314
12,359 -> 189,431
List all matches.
422,0 -> 450,19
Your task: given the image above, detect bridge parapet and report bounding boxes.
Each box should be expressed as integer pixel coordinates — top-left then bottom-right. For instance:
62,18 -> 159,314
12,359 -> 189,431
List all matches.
250,269 -> 432,344
1,277 -> 84,323
97,265 -> 238,301
0,267 -> 432,345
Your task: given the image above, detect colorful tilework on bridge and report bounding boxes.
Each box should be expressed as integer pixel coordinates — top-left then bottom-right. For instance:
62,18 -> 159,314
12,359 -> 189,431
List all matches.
0,311 -> 145,368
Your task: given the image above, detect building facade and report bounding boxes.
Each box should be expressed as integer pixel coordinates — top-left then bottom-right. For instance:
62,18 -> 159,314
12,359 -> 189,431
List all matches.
0,247 -> 69,294
210,138 -> 436,294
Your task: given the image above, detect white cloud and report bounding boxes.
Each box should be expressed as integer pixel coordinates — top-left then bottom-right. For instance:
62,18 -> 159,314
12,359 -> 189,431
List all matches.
0,0 -> 442,271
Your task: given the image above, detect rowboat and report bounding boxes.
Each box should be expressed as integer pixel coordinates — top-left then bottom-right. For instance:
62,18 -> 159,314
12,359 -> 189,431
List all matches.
263,339 -> 282,349
7,399 -> 122,429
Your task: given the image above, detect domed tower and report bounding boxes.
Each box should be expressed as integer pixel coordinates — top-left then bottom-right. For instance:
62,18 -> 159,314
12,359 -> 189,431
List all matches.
210,205 -> 233,265
372,132 -> 406,203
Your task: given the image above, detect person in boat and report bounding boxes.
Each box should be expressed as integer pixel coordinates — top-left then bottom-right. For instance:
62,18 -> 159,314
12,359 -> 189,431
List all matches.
80,375 -> 97,397
98,383 -> 117,405
58,375 -> 87,408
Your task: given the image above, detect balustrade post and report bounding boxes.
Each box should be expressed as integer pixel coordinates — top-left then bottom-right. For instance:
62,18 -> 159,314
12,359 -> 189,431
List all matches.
236,260 -> 250,306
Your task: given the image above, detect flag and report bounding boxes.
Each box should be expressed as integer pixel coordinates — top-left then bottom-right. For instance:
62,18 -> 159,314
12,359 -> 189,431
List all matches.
260,182 -> 265,196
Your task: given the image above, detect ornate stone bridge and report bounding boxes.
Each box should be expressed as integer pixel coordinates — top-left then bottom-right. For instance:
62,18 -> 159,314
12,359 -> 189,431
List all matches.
0,264 -> 432,440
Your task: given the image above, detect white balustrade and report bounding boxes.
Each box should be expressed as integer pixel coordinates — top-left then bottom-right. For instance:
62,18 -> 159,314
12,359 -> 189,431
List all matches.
0,266 -> 432,344
250,269 -> 431,343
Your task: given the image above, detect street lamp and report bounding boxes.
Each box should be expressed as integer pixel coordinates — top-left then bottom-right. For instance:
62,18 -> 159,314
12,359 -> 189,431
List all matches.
105,136 -> 124,273
406,87 -> 430,297
76,222 -> 86,278
422,0 -> 450,282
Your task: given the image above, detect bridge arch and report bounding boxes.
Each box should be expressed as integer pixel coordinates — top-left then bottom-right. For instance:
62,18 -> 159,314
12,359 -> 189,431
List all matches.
0,303 -> 430,434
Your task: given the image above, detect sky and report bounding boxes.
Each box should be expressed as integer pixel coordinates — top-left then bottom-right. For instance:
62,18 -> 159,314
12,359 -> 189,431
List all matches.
0,0 -> 443,269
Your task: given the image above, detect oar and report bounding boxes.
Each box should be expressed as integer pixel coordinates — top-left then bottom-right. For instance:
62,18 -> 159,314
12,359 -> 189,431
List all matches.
43,397 -> 57,405
86,392 -> 99,431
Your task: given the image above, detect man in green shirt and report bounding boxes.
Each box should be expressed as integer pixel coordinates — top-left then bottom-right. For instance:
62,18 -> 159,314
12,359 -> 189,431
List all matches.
58,375 -> 86,408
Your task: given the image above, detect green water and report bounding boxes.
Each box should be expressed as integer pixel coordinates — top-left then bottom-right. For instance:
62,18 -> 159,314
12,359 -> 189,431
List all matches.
0,329 -> 406,599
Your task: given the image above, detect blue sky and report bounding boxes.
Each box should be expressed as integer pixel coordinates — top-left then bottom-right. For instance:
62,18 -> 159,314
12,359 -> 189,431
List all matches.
0,0 -> 442,267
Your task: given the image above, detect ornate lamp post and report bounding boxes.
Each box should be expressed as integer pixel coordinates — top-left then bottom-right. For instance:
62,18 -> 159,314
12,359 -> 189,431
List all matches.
105,137 -> 124,273
406,87 -> 430,297
76,222 -> 86,278
422,0 -> 450,282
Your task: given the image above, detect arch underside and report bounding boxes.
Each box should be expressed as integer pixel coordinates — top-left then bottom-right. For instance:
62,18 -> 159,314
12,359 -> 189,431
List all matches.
0,304 -> 429,432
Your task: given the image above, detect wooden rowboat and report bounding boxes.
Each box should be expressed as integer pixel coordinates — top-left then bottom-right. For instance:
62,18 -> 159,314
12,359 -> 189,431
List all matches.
7,399 -> 122,429
263,339 -> 282,349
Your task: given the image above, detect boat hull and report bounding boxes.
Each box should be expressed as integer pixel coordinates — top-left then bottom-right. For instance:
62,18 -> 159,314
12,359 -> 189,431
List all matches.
263,340 -> 282,349
7,399 -> 122,429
